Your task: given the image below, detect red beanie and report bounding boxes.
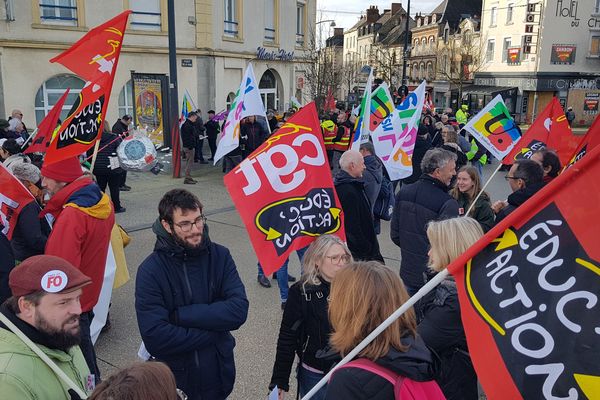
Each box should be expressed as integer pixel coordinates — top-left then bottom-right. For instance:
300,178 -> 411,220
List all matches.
41,157 -> 83,183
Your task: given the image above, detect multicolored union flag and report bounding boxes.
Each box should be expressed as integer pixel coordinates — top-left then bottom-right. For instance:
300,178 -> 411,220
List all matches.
350,69 -> 374,151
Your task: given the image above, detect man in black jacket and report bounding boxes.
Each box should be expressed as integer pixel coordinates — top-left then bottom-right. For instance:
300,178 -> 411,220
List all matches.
493,159 -> 544,223
135,189 -> 248,400
334,150 -> 384,262
240,115 -> 267,159
193,109 -> 208,164
391,148 -> 460,295
204,110 -> 220,161
0,229 -> 15,304
180,112 -> 198,184
111,114 -> 132,191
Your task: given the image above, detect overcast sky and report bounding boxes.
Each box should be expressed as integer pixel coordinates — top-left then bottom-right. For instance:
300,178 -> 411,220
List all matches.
316,0 -> 442,32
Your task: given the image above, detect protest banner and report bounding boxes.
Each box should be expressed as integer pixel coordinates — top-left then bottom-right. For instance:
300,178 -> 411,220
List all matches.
370,81 -> 426,181
24,89 -> 70,154
368,82 -> 394,132
0,164 -> 35,240
463,94 -> 521,160
224,103 -> 345,275
44,10 -> 130,165
503,97 -> 582,165
565,113 -> 600,168
214,63 -> 266,163
350,69 -> 374,151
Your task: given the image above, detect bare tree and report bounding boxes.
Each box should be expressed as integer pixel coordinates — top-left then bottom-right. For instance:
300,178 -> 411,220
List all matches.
370,43 -> 402,88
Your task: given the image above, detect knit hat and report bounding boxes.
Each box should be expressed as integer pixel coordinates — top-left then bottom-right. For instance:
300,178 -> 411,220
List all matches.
41,157 -> 83,183
9,255 -> 92,297
12,163 -> 41,184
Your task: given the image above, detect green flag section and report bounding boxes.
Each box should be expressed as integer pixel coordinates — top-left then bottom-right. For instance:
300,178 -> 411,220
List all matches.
447,143 -> 600,399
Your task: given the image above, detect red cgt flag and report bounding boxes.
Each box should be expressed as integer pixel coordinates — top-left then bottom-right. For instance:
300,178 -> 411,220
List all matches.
44,11 -> 130,165
446,143 -> 600,399
224,103 -> 345,275
565,113 -> 600,167
25,89 -> 70,154
503,97 -> 582,165
0,164 -> 36,240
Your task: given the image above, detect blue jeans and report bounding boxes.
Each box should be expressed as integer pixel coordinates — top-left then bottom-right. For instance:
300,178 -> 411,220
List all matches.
298,365 -> 327,400
257,247 -> 307,302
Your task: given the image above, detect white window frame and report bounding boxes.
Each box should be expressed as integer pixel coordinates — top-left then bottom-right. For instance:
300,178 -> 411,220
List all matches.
34,74 -> 85,124
502,38 -> 511,62
296,1 -> 305,46
129,0 -> 162,31
506,3 -> 514,24
118,80 -> 134,117
486,39 -> 495,62
224,0 -> 239,37
39,0 -> 77,26
264,0 -> 276,42
490,6 -> 497,27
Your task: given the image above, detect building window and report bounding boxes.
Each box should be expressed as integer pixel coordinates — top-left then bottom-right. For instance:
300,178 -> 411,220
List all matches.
486,39 -> 495,62
419,62 -> 425,80
224,0 -> 239,37
506,3 -> 514,23
118,80 -> 134,117
264,0 -> 276,42
490,6 -> 497,26
595,0 -> 600,14
591,35 -> 600,57
412,63 -> 418,80
502,38 -> 511,62
39,0 -> 78,26
296,1 -> 305,46
259,69 -> 279,111
226,92 -> 236,110
34,74 -> 85,124
426,62 -> 434,80
129,0 -> 162,31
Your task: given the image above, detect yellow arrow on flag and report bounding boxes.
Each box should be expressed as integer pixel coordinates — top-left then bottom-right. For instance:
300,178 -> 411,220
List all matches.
574,373 -> 600,398
330,208 -> 341,219
491,228 -> 518,251
266,227 -> 282,240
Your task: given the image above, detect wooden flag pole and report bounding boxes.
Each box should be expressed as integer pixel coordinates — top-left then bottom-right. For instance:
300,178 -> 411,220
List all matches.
89,138 -> 102,172
19,127 -> 39,150
465,161 -> 504,215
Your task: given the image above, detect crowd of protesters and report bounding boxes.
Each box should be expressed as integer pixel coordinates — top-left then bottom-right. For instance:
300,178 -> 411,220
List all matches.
0,95 -> 559,400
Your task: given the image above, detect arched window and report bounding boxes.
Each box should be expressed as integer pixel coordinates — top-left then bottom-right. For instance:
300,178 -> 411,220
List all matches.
226,92 -> 236,111
419,62 -> 425,80
259,69 -> 280,111
412,63 -> 418,80
34,74 -> 85,124
118,80 -> 134,117
427,62 -> 434,80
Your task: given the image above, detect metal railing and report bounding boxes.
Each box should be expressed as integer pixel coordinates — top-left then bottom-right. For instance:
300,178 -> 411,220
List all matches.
224,20 -> 239,36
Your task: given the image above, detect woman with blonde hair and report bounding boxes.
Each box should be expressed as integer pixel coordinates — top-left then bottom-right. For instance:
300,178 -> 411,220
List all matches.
269,234 -> 352,400
417,217 -> 483,400
326,261 -> 443,400
450,166 -> 495,232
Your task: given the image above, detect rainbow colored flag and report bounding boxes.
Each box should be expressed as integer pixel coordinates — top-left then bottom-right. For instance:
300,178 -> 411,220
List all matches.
463,94 -> 521,160
351,69 -> 374,151
179,89 -> 197,127
369,83 -> 394,132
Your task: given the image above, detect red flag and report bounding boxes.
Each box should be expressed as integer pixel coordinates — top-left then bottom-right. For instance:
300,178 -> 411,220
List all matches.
325,87 -> 336,112
224,103 -> 345,275
25,89 -> 70,154
446,144 -> 600,399
503,97 -> 582,165
44,11 -> 130,165
0,164 -> 36,240
565,113 -> 600,167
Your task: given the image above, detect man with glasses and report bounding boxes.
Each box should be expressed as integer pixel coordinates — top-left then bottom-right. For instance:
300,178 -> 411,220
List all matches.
493,159 -> 545,223
135,189 -> 248,400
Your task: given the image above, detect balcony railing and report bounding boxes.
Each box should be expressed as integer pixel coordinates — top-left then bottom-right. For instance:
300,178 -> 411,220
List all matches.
296,33 -> 305,46
224,20 -> 239,36
264,27 -> 276,42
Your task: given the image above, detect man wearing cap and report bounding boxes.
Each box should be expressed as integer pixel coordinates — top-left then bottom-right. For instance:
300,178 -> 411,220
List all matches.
0,255 -> 93,399
41,157 -> 115,382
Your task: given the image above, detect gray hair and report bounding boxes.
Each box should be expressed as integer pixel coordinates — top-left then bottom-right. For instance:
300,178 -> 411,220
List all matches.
359,141 -> 376,156
301,234 -> 352,289
421,148 -> 457,174
339,150 -> 362,171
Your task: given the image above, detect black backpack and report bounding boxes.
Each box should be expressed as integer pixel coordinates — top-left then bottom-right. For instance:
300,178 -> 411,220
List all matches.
373,174 -> 395,221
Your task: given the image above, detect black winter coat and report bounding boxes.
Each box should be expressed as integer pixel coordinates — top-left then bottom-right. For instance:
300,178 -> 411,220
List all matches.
325,336 -> 438,400
180,119 -> 197,150
270,280 -> 334,392
391,175 -> 459,291
417,278 -> 478,400
135,220 -> 249,400
0,230 -> 15,304
402,136 -> 432,184
362,155 -> 383,212
240,121 -> 267,156
204,119 -> 220,139
495,182 -> 545,224
90,130 -> 123,176
10,200 -> 51,261
111,119 -> 129,136
334,170 -> 384,262
455,191 -> 495,233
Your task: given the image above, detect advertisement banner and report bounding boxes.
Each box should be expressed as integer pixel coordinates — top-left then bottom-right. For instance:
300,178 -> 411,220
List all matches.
583,93 -> 599,115
507,47 -> 521,65
132,73 -> 167,146
224,103 -> 345,275
550,44 -> 576,65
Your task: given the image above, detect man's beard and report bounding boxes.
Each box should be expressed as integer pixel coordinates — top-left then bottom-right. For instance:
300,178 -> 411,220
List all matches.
35,313 -> 81,352
173,231 -> 203,250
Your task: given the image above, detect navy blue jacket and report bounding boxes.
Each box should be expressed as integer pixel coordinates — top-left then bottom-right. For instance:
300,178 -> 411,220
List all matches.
135,220 -> 249,400
390,175 -> 459,291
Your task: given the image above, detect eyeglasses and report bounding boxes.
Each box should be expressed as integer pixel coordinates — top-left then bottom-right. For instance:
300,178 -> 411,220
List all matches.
176,388 -> 188,400
325,254 -> 351,265
173,215 -> 207,232
504,175 -> 523,181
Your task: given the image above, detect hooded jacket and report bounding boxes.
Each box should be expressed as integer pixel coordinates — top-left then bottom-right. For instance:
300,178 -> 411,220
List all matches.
325,336 -> 438,400
495,181 -> 545,224
334,170 -> 384,262
362,154 -> 383,212
0,305 -> 90,400
135,220 -> 248,400
42,177 -> 115,312
391,175 -> 459,291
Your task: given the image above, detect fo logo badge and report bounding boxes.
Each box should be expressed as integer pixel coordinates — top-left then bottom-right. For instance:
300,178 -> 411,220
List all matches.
41,270 -> 68,293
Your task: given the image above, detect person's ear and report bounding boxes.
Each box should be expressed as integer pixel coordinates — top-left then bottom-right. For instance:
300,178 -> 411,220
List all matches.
161,219 -> 173,234
17,297 -> 35,318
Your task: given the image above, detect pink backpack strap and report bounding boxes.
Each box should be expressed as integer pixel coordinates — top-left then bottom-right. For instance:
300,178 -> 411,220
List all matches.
331,358 -> 402,386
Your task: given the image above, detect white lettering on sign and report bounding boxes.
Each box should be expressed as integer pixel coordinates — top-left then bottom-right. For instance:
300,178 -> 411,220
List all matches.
41,270 -> 68,293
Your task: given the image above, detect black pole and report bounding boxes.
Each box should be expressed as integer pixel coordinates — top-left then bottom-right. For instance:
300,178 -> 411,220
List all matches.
167,0 -> 181,178
401,0 -> 411,86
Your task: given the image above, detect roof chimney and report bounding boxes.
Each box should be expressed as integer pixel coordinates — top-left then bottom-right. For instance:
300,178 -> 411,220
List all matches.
366,5 -> 380,23
333,27 -> 344,36
391,3 -> 402,16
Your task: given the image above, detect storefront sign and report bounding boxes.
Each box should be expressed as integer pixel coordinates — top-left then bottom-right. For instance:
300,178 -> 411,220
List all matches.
507,47 -> 521,65
475,75 -> 600,92
551,44 -> 576,65
256,47 -> 295,61
583,93 -> 599,114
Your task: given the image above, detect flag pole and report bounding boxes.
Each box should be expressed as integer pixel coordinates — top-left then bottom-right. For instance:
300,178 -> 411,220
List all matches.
302,269 -> 449,400
20,128 -> 39,150
89,138 -> 102,172
465,161 -> 503,215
